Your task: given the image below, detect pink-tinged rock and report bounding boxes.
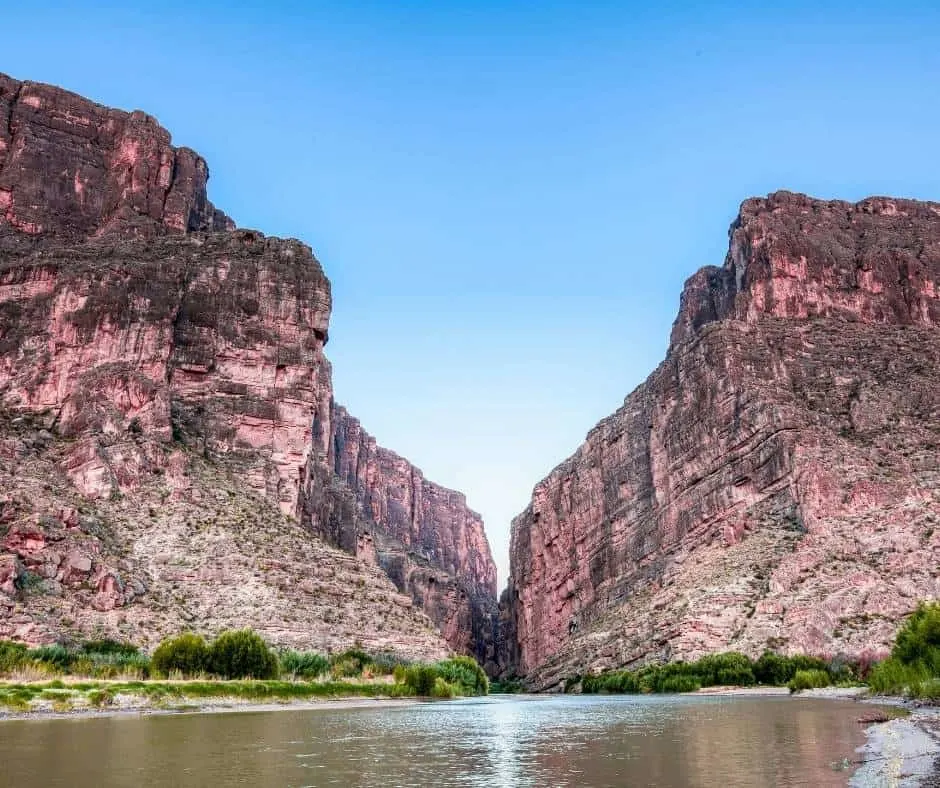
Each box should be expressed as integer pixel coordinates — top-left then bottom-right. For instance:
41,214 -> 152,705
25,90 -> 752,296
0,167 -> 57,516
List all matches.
92,571 -> 124,611
0,73 -> 232,240
3,523 -> 47,557
315,404 -> 498,661
60,550 -> 93,585
0,70 -> 497,663
505,190 -> 940,686
0,554 -> 20,596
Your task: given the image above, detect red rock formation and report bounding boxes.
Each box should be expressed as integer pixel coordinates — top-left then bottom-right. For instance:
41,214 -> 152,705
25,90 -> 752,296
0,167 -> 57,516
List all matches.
0,74 -> 232,239
319,405 -> 498,664
505,191 -> 940,688
0,71 -> 497,657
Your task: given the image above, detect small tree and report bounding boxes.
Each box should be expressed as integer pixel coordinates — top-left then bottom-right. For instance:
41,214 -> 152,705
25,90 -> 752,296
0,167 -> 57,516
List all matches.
151,633 -> 210,677
209,630 -> 278,679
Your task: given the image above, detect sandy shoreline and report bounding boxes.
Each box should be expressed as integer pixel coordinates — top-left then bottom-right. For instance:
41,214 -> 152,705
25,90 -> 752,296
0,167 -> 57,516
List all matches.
0,695 -> 423,723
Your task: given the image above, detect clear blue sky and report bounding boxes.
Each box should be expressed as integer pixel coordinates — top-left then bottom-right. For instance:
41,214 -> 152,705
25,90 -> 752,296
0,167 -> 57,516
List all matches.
5,1 -> 939,586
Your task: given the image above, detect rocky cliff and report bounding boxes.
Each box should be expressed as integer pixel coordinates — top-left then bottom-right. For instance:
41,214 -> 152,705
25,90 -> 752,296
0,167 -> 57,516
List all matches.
505,191 -> 940,689
320,405 -> 497,665
0,72 -> 496,658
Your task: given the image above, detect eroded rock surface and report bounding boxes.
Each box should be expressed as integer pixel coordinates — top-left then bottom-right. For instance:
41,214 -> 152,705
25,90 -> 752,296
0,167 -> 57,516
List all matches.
320,405 -> 498,665
505,191 -> 940,689
0,72 -> 496,657
0,415 -> 448,658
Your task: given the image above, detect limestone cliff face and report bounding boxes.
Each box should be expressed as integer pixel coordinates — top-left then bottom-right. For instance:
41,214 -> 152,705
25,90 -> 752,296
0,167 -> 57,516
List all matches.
505,191 -> 940,688
0,72 -> 496,657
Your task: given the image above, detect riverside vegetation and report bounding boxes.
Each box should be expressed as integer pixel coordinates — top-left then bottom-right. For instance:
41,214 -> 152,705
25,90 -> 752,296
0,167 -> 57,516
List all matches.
577,602 -> 940,702
0,629 -> 489,713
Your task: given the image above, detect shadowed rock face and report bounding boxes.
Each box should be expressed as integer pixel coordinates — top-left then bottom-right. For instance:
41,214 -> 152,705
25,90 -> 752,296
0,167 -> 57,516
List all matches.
505,191 -> 940,689
0,72 -> 496,657
317,405 -> 498,666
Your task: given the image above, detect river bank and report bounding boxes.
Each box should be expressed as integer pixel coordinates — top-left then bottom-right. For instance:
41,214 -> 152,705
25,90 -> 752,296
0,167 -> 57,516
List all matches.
0,677 -> 427,721
851,704 -> 940,787
0,686 -> 425,721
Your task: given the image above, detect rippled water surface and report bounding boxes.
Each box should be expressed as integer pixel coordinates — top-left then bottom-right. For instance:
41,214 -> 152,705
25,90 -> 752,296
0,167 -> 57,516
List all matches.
0,694 -> 871,787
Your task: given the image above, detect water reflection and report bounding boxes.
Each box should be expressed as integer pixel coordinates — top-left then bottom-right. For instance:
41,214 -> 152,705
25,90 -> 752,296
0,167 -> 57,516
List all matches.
0,695 -> 870,787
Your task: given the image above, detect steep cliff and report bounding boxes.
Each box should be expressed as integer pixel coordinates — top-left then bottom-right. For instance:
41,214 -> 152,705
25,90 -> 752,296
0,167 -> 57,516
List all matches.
0,72 -> 496,657
505,191 -> 940,688
321,405 -> 498,665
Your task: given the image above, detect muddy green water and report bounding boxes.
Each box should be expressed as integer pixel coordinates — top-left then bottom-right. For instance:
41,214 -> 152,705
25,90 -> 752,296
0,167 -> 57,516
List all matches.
0,694 -> 871,787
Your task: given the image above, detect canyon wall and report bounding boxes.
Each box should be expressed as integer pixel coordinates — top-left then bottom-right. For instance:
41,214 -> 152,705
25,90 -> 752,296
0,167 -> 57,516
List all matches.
324,405 -> 498,665
505,191 -> 940,689
0,72 -> 496,658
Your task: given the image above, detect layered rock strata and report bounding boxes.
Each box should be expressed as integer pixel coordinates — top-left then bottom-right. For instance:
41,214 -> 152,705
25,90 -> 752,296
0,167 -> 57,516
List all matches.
505,191 -> 940,689
320,405 -> 498,665
0,72 -> 496,657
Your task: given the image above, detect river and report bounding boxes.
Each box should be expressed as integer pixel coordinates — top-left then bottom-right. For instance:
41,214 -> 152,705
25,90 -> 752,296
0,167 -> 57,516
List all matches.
0,694 -> 873,787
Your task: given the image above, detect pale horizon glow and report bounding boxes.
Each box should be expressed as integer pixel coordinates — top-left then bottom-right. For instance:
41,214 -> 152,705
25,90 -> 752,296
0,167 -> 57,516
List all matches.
4,1 -> 939,588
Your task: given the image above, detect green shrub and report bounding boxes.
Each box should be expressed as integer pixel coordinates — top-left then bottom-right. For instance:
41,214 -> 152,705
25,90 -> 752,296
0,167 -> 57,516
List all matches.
825,654 -> 857,684
868,658 -> 930,695
329,648 -> 371,678
581,668 -> 641,694
435,656 -> 489,696
659,675 -> 701,693
278,649 -> 329,680
87,688 -> 113,707
604,670 -> 640,694
209,630 -> 277,679
753,652 -> 828,686
0,640 -> 28,673
404,665 -> 438,696
84,651 -> 150,677
393,664 -> 407,684
695,652 -> 755,687
27,645 -> 74,671
368,652 -> 401,675
331,657 -> 363,679
431,677 -> 456,698
910,678 -> 940,701
891,602 -> 940,674
81,639 -> 139,657
151,633 -> 210,678
788,669 -> 831,692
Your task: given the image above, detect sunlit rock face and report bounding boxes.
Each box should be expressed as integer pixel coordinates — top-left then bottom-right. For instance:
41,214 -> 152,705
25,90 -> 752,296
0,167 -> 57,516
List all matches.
0,73 -> 233,239
0,72 -> 497,658
504,191 -> 940,689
